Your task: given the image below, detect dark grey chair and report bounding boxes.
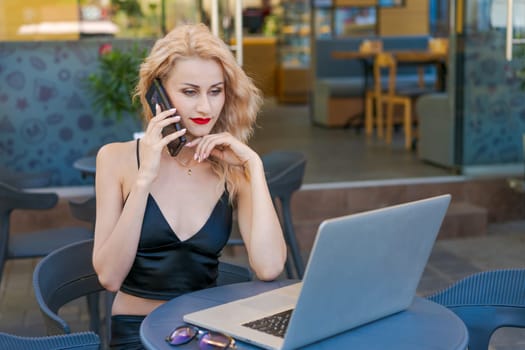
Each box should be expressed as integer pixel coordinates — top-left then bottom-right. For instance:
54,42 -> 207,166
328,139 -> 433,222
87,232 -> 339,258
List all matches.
33,238 -> 251,343
0,181 -> 93,285
32,239 -> 105,336
0,331 -> 100,350
67,196 -> 109,339
262,151 -> 307,279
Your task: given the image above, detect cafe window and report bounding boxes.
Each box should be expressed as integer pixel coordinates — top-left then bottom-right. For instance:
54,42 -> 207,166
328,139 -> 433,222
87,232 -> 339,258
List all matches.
378,0 -> 405,7
334,6 -> 377,37
429,0 -> 449,37
1,0 -> 79,41
0,0 -> 202,41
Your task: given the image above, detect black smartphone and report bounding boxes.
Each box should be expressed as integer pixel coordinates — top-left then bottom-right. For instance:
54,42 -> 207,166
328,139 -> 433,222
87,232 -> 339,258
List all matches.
145,78 -> 187,157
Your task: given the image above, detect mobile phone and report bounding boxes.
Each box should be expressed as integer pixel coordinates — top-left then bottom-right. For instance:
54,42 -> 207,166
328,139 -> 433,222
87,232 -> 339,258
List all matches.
145,78 -> 187,157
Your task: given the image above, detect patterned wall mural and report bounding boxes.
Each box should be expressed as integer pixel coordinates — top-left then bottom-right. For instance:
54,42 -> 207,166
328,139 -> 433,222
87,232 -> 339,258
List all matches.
462,30 -> 525,165
0,40 -> 145,186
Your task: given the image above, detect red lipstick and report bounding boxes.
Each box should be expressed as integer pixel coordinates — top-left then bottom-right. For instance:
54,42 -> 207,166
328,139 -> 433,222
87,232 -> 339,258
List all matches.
190,118 -> 211,125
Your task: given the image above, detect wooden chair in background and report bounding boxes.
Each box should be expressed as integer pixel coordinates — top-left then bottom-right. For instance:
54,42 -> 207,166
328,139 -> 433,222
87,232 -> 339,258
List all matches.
358,39 -> 383,138
365,52 -> 414,149
428,37 -> 449,54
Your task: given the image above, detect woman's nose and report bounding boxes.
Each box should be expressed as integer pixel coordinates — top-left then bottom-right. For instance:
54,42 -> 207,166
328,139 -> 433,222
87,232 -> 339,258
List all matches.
196,94 -> 211,115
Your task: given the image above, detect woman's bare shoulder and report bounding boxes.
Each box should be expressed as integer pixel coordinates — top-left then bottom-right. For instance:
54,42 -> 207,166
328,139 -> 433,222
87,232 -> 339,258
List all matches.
96,140 -> 138,173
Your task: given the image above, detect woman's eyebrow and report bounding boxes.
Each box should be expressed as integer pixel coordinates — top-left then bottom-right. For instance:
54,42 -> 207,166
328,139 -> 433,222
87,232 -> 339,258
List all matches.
181,83 -> 199,88
181,82 -> 224,88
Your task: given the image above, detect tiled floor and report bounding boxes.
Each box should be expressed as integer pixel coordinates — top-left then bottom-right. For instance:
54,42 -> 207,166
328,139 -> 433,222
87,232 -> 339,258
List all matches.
250,98 -> 454,184
1,99 -> 525,349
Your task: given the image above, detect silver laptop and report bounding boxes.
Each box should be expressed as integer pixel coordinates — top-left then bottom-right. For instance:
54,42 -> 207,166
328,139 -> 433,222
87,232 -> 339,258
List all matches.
184,194 -> 451,350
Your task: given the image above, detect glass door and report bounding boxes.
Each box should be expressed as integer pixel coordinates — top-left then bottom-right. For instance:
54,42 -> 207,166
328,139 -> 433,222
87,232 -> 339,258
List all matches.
453,0 -> 525,173
488,0 -> 525,59
207,0 -> 243,66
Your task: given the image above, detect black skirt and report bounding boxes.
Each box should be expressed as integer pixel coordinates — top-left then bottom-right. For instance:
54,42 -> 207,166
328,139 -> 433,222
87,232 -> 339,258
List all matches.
110,315 -> 146,350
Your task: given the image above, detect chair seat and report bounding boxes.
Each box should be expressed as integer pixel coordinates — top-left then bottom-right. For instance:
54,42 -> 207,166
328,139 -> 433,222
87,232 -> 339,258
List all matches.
8,227 -> 92,258
396,86 -> 436,97
372,81 -> 436,97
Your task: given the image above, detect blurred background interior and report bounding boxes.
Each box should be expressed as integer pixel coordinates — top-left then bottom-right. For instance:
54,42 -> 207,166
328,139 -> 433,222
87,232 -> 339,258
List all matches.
1,0 -> 525,187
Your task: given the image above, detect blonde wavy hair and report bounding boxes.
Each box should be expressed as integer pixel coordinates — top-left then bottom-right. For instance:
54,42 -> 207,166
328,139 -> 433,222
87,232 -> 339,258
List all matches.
135,23 -> 263,203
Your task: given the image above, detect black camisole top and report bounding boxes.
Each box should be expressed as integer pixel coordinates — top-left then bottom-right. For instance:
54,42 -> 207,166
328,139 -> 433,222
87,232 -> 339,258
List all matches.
120,140 -> 233,300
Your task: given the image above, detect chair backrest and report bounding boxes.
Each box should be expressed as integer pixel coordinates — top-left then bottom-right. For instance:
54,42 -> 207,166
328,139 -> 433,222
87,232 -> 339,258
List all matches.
261,151 -> 307,200
0,331 -> 100,350
428,37 -> 448,55
427,269 -> 525,350
217,261 -> 252,286
32,239 -> 105,335
0,181 -> 58,283
373,52 -> 398,97
261,151 -> 307,278
0,181 -> 58,213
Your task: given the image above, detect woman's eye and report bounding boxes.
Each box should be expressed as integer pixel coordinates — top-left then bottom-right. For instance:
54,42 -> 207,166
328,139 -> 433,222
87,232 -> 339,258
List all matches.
183,90 -> 197,96
210,89 -> 222,96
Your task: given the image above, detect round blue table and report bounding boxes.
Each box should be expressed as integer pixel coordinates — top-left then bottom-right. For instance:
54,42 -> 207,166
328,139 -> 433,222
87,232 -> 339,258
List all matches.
140,280 -> 468,350
73,156 -> 96,176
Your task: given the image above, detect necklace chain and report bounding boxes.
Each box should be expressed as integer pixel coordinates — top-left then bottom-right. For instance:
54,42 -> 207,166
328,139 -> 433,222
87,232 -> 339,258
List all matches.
174,155 -> 193,176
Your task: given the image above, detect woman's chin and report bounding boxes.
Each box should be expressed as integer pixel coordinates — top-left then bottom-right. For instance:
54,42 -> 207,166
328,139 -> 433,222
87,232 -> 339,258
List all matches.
186,128 -> 212,139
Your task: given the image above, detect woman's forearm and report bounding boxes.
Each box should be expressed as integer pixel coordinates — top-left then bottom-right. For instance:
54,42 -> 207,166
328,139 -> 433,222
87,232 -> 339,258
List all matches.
243,157 -> 287,280
93,173 -> 152,292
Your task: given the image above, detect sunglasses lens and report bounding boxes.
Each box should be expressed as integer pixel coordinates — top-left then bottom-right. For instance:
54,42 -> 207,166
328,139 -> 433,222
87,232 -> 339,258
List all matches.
199,332 -> 235,349
166,326 -> 197,345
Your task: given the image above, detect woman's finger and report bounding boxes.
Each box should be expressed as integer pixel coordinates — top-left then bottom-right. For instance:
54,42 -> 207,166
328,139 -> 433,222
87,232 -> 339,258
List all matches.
161,128 -> 187,145
146,109 -> 179,134
196,134 -> 224,161
151,107 -> 177,122
185,137 -> 201,148
157,115 -> 181,129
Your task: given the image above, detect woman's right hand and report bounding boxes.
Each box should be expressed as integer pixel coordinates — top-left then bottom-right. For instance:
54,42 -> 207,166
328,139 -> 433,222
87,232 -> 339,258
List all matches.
137,104 -> 187,185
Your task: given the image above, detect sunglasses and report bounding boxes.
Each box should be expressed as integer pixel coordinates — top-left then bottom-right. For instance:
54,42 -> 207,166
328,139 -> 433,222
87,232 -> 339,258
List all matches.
166,325 -> 237,349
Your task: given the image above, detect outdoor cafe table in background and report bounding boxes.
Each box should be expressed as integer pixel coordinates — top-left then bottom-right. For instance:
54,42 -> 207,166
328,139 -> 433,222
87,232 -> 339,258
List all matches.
140,280 -> 469,350
332,50 -> 448,91
73,156 -> 96,177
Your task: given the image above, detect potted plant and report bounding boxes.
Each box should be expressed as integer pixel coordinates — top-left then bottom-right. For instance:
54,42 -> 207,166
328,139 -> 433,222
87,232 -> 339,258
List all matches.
86,43 -> 148,123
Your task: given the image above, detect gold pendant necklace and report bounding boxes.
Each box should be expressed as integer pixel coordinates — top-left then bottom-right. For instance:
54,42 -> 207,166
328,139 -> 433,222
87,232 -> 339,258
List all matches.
174,155 -> 192,176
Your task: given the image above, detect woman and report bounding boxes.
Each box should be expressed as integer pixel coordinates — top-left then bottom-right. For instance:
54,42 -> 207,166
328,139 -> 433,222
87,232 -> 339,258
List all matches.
93,23 -> 287,349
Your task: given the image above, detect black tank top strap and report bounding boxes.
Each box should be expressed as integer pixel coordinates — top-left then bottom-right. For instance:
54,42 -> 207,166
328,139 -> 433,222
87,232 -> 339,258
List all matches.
136,138 -> 140,169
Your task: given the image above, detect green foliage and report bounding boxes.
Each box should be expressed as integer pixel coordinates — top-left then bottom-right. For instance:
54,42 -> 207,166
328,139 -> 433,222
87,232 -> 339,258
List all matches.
87,44 -> 147,122
111,0 -> 143,18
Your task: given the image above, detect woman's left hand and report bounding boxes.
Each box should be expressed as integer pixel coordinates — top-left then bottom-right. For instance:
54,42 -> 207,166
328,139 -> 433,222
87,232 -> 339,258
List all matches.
186,132 -> 256,167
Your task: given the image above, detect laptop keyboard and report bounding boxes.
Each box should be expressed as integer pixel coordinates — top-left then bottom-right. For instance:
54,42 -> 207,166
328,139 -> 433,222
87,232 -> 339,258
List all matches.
242,309 -> 294,338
